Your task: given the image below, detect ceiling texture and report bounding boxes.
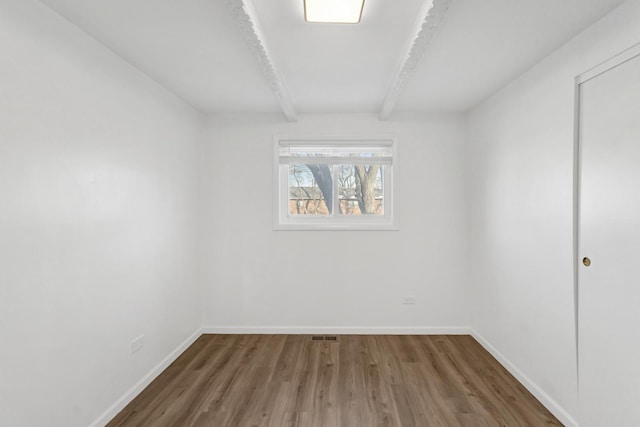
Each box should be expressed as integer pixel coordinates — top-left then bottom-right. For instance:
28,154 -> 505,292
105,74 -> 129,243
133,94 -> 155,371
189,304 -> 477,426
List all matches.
39,0 -> 626,121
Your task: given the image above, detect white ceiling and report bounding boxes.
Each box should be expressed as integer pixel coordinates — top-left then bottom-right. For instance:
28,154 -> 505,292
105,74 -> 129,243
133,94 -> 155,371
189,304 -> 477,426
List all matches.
397,0 -> 628,112
39,0 -> 626,118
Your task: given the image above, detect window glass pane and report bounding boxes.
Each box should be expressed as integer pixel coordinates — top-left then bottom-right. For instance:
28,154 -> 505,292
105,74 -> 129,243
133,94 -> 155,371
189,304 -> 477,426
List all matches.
288,164 -> 333,215
338,165 -> 384,216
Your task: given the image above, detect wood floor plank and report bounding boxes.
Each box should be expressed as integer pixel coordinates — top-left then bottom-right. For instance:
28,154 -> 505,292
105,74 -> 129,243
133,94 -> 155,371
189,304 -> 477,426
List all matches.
106,335 -> 563,427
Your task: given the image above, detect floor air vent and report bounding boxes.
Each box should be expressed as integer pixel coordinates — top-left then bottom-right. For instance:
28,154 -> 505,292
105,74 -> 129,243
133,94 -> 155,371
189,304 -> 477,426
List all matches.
311,335 -> 339,342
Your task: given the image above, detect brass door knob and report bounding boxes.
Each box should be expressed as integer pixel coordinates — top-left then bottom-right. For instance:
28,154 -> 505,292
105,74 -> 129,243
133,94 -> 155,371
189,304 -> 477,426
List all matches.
583,257 -> 591,267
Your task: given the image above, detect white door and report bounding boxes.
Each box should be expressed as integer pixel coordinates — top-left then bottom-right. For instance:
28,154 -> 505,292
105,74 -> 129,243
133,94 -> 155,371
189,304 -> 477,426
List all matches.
578,47 -> 640,427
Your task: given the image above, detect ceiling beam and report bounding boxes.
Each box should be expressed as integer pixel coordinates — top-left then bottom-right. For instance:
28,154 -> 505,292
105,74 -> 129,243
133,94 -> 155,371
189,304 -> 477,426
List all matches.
229,0 -> 297,122
379,0 -> 451,120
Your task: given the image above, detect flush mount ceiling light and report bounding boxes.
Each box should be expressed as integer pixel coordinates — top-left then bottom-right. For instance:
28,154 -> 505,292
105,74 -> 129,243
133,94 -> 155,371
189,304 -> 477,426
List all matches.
304,0 -> 365,24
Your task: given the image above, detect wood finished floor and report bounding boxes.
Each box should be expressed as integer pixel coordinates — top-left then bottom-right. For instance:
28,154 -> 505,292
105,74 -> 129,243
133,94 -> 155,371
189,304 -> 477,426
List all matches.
107,335 -> 562,427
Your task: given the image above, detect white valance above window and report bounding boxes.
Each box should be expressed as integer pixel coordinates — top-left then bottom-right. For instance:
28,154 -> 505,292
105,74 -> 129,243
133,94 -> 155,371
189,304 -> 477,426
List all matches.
278,141 -> 393,165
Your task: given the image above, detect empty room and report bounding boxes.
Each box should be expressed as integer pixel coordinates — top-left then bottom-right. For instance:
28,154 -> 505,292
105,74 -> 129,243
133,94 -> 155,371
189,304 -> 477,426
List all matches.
2,0 -> 640,426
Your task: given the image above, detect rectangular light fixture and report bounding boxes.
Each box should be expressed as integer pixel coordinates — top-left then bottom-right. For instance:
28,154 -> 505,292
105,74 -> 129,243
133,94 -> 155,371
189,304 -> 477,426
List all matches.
304,0 -> 365,24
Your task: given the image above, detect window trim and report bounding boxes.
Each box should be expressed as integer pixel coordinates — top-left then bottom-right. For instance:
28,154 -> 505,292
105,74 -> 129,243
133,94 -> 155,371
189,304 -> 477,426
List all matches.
273,135 -> 399,231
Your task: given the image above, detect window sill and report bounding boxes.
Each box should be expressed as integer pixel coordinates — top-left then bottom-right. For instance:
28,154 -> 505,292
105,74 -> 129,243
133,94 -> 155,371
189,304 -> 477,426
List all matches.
273,224 -> 400,231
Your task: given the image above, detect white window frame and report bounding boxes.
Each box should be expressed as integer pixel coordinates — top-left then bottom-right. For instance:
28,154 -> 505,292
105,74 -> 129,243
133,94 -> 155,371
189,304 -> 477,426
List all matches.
274,135 -> 398,231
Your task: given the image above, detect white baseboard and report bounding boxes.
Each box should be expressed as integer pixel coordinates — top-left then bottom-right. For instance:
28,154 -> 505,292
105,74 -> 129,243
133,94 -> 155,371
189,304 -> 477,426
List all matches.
88,328 -> 203,427
470,329 -> 578,427
202,325 -> 471,335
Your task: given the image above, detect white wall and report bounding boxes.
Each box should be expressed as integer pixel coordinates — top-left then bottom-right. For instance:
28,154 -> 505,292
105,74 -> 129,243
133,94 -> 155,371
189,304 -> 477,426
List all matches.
200,113 -> 469,332
0,2 -> 202,426
467,0 -> 640,424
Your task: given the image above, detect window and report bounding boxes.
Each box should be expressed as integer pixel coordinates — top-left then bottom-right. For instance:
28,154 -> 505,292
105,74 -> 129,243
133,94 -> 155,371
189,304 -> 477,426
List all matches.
275,136 -> 397,230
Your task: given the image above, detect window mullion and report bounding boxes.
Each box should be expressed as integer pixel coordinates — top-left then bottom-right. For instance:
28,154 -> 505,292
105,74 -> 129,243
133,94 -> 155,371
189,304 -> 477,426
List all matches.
332,164 -> 339,217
